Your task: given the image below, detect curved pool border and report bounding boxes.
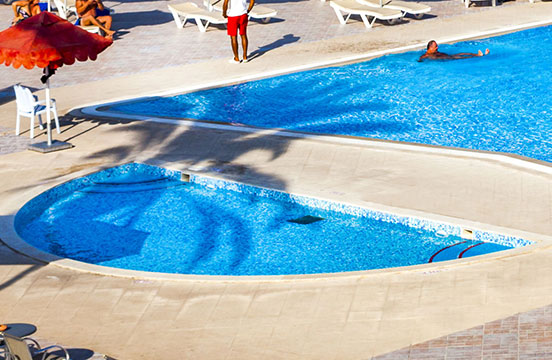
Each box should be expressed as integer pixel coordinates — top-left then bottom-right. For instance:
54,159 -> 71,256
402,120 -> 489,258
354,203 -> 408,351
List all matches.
2,160 -> 552,282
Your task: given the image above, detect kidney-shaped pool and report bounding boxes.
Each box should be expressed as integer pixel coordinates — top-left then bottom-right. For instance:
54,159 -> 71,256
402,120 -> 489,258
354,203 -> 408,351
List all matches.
14,163 -> 531,276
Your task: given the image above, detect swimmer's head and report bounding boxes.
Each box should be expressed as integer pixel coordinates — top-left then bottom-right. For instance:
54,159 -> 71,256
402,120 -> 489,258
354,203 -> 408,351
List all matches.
427,40 -> 438,52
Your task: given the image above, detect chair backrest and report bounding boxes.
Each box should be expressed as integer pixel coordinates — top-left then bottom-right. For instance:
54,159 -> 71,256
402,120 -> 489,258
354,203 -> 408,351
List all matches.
52,0 -> 68,18
1,333 -> 34,360
13,85 -> 35,113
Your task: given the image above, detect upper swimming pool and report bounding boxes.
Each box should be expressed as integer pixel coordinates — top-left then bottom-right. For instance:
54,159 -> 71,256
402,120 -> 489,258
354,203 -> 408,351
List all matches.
110,26 -> 552,162
14,163 -> 530,276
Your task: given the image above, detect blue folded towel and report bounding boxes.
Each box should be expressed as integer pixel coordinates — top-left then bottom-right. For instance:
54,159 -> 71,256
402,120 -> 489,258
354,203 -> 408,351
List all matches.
95,8 -> 110,16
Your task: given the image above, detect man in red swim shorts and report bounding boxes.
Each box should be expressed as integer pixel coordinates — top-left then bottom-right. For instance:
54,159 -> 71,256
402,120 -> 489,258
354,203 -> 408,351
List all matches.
223,0 -> 255,63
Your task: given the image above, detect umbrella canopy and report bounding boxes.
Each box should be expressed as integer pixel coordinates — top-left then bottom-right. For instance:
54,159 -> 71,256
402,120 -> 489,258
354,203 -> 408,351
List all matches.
0,11 -> 112,70
0,11 -> 112,150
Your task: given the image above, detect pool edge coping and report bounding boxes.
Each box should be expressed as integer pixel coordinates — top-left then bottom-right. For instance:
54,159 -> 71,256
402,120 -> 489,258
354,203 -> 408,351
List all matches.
2,160 -> 552,283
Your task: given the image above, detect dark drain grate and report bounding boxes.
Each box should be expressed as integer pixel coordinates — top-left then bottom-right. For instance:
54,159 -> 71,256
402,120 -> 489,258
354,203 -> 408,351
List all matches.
288,215 -> 325,225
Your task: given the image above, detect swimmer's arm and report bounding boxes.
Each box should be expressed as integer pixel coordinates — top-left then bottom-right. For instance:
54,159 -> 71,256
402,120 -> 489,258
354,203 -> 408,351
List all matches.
247,0 -> 254,13
417,54 -> 428,62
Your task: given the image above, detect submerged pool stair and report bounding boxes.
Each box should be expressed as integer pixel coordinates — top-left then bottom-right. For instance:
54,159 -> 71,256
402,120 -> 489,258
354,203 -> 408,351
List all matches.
79,176 -> 185,193
428,241 -> 511,263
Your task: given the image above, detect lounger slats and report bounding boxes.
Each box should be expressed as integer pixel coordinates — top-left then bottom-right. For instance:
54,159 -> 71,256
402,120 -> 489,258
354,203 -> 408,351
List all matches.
204,0 -> 277,21
248,5 -> 278,18
331,0 -> 402,20
168,2 -> 227,32
333,0 -> 401,16
359,0 -> 431,14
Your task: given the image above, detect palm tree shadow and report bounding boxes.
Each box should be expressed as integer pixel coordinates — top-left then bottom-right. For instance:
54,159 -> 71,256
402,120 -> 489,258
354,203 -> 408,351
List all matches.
248,33 -> 300,61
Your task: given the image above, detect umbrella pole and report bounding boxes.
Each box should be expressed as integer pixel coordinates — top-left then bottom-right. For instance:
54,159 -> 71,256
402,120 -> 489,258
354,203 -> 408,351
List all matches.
46,79 -> 52,146
28,76 -> 71,152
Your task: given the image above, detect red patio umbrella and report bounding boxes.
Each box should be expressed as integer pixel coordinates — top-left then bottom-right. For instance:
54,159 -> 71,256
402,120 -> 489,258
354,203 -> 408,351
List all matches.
0,12 -> 112,151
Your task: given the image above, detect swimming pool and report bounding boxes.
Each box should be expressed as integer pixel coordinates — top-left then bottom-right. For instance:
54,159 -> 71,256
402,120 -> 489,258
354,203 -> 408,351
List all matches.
110,26 -> 552,163
14,163 -> 530,276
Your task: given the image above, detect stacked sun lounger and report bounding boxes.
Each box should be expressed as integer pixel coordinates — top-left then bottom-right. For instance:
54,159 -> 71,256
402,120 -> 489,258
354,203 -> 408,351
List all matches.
168,2 -> 227,32
329,0 -> 403,28
327,0 -> 431,28
356,0 -> 430,20
204,0 -> 277,23
168,0 -> 277,32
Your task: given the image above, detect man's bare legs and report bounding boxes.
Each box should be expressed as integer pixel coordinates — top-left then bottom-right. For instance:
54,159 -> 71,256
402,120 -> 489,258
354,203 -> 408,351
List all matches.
81,15 -> 114,38
229,34 -> 249,62
230,36 -> 239,62
452,48 -> 490,59
241,34 -> 248,62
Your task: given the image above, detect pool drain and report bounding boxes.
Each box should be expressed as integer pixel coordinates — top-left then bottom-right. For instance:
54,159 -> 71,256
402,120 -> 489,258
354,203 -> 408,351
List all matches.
288,215 -> 325,225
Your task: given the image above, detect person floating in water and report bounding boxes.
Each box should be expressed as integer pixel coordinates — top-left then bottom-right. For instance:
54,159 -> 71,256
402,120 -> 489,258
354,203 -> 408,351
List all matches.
418,40 -> 490,61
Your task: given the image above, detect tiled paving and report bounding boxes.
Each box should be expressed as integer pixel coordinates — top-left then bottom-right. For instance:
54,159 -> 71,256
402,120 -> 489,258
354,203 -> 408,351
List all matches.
374,304 -> 552,359
0,126 -> 30,155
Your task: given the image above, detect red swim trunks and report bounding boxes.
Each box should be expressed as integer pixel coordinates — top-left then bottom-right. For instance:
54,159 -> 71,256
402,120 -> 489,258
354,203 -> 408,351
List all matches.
227,13 -> 248,36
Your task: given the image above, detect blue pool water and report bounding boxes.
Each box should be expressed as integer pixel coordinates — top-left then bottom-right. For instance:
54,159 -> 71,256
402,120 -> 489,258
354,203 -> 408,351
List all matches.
15,164 -> 529,276
111,26 -> 552,163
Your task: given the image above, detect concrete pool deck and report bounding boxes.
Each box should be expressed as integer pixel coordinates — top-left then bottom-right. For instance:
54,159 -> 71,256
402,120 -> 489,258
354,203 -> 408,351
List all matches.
1,0 -> 552,358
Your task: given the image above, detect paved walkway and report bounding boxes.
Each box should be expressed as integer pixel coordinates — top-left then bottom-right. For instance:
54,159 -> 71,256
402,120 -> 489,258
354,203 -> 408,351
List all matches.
0,126 -> 30,155
376,304 -> 552,359
0,0 -> 551,359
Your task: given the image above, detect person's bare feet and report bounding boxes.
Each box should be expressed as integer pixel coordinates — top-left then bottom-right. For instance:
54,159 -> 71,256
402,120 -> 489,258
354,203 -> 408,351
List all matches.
478,48 -> 490,56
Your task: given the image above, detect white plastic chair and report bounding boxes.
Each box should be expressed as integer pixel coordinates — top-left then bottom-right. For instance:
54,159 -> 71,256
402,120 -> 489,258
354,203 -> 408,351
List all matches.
14,85 -> 60,139
52,0 -> 78,20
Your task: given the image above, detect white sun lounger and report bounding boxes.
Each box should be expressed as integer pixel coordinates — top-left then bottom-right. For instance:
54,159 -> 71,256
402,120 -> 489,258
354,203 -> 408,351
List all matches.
168,3 -> 227,32
203,0 -> 277,23
463,0 -> 497,7
329,0 -> 402,28
356,0 -> 430,20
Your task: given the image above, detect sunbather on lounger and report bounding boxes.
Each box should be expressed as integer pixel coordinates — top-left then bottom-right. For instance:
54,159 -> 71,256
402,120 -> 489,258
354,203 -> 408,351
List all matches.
11,0 -> 40,25
76,0 -> 114,38
418,40 -> 489,61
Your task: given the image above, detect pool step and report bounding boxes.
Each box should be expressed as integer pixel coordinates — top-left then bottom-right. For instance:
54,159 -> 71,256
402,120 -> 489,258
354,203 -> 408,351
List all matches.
79,177 -> 185,193
429,241 -> 511,263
